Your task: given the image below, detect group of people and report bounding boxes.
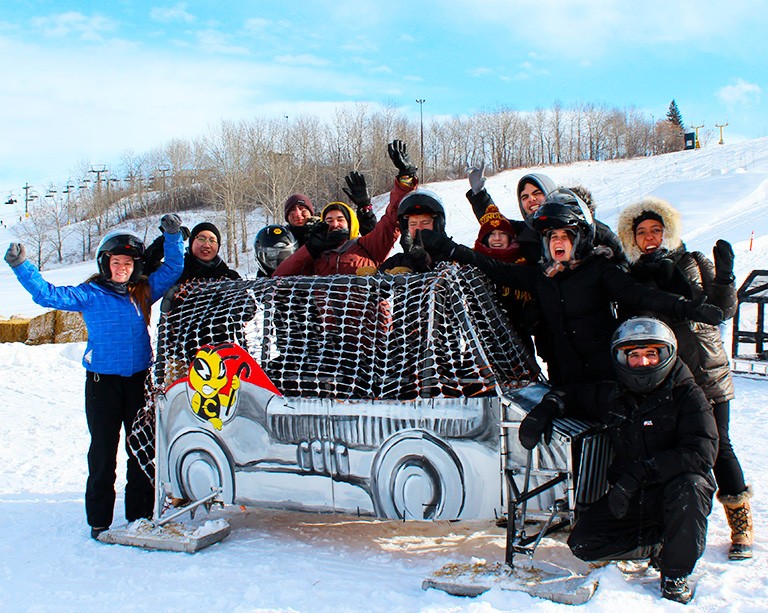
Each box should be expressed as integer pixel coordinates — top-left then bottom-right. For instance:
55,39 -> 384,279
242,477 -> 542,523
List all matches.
4,139 -> 754,604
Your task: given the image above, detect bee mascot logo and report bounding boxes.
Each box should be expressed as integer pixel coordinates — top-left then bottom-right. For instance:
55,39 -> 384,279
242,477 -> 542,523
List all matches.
186,343 -> 279,429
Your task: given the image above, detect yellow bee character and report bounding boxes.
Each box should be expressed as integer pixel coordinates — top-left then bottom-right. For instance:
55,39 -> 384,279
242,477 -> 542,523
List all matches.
188,347 -> 241,430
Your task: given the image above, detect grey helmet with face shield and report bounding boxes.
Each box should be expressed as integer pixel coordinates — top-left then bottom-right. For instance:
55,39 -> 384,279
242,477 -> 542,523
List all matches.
254,224 -> 297,275
531,188 -> 595,262
611,316 -> 678,393
96,230 -> 145,284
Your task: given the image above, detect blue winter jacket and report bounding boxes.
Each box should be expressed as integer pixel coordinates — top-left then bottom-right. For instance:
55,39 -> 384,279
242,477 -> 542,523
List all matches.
13,232 -> 184,376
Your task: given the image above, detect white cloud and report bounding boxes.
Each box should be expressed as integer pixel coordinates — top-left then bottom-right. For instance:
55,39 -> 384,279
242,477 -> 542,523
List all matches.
274,54 -> 329,67
717,79 -> 762,107
150,3 -> 195,24
469,67 -> 492,77
194,29 -> 250,55
29,11 -> 116,41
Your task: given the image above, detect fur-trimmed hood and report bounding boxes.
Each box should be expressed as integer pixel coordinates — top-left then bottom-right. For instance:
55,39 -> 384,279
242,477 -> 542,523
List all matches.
617,196 -> 683,264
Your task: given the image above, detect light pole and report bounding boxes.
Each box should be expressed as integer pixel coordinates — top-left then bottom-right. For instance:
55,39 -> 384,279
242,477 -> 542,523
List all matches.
416,99 -> 425,175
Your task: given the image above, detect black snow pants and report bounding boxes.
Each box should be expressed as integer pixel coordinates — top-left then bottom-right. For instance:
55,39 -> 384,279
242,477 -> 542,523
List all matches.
568,472 -> 715,578
84,370 -> 154,528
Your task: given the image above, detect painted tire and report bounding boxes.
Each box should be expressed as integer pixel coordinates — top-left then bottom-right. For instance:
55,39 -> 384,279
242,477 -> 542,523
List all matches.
371,430 -> 465,520
167,431 -> 235,503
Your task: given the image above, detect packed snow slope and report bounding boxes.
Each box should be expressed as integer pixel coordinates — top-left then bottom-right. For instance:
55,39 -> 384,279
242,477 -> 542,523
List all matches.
1,138 -> 767,612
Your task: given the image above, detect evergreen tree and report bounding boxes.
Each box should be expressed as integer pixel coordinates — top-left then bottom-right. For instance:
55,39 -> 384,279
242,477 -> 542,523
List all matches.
667,100 -> 684,129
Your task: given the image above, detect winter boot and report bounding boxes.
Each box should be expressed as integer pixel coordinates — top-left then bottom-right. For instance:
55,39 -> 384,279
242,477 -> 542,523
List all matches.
718,485 -> 754,561
90,526 -> 108,540
660,575 -> 693,604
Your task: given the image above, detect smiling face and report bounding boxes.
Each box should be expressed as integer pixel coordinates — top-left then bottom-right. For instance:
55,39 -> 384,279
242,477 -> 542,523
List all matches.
191,230 -> 220,262
547,228 -> 574,262
324,209 -> 348,231
287,205 -> 312,227
487,230 -> 511,249
634,219 -> 664,254
519,182 -> 547,216
627,346 -> 661,368
109,254 -> 134,283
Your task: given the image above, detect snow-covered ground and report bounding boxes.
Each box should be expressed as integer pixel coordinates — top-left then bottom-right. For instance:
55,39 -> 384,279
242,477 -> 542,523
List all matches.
2,139 -> 767,611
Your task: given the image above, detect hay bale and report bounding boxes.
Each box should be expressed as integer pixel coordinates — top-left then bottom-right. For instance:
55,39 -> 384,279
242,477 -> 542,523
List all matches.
54,310 -> 87,343
0,316 -> 31,343
26,311 -> 56,345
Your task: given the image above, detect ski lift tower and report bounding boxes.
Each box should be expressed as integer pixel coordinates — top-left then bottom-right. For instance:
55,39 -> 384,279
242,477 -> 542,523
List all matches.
732,270 -> 768,375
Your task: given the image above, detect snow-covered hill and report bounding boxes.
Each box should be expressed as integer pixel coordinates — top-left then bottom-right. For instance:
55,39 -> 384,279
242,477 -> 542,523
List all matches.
1,139 -> 767,611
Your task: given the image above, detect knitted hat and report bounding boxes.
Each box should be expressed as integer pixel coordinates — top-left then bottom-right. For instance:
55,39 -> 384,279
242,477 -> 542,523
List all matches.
477,204 -> 515,241
189,222 -> 222,248
632,210 -> 664,233
474,205 -> 521,263
284,194 -> 315,219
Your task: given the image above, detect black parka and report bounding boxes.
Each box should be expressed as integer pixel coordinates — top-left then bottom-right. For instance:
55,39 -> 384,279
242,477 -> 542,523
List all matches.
617,197 -> 737,403
453,246 -> 691,386
562,359 -> 718,485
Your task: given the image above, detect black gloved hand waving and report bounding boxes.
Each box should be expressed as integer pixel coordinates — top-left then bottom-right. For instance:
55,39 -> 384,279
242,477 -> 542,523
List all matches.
518,392 -> 564,450
4,243 -> 26,268
160,213 -> 182,234
713,239 -> 735,283
342,171 -> 371,208
388,140 -> 418,178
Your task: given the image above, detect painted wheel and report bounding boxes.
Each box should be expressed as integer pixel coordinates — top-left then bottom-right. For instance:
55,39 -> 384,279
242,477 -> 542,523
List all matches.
371,430 -> 465,520
167,431 -> 235,503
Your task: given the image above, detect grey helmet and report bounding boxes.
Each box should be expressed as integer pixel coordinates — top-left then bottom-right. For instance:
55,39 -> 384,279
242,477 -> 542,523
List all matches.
96,230 -> 145,283
611,316 -> 677,393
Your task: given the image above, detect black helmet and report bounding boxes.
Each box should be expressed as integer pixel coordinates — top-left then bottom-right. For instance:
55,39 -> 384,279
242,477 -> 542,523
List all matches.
96,230 -> 145,283
397,188 -> 446,236
254,224 -> 296,275
611,316 -> 677,393
531,188 -> 595,261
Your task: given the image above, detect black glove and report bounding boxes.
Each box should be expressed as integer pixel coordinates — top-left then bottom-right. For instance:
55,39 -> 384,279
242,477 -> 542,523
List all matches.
676,295 -> 723,325
388,140 -> 418,178
713,239 -> 735,283
401,230 -> 431,271
305,223 -> 347,259
518,392 -> 564,450
342,171 -> 371,208
607,461 -> 653,519
631,259 -> 674,284
160,213 -> 182,234
4,242 -> 26,268
419,229 -> 458,260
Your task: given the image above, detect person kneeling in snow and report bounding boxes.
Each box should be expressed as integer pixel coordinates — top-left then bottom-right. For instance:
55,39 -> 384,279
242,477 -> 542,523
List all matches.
518,317 -> 717,605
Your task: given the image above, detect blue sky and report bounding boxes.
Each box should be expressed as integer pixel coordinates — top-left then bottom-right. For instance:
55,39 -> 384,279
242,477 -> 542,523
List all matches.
1,0 -> 766,196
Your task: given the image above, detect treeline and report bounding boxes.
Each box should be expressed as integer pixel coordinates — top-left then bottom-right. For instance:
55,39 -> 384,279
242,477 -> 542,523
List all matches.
18,101 -> 685,269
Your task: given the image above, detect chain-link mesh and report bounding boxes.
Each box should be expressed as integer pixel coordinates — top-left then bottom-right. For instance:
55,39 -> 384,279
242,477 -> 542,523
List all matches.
129,264 -> 541,478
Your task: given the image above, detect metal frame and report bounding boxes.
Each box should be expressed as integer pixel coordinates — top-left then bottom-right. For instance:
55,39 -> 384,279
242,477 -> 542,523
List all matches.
732,270 -> 768,374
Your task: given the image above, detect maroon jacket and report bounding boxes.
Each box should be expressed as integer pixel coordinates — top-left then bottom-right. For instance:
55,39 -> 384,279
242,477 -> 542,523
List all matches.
274,179 -> 415,276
